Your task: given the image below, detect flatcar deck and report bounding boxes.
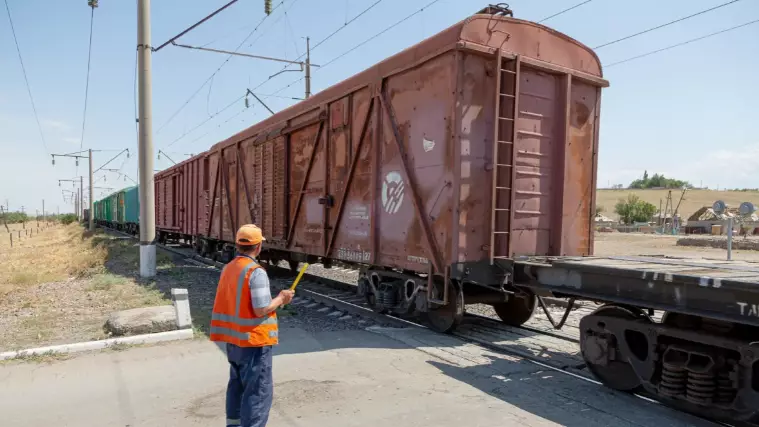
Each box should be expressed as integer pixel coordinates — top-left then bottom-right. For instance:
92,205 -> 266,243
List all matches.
517,255 -> 759,327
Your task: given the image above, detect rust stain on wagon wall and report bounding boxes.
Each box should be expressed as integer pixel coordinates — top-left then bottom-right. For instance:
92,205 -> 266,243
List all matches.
560,81 -> 598,255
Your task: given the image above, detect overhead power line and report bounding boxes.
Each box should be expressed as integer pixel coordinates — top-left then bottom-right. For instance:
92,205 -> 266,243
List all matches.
79,1 -> 97,169
184,106 -> 250,148
154,0 -> 240,52
309,0 -> 384,52
248,0 -> 387,94
538,0 -> 594,23
162,0 -> 381,147
165,94 -> 245,148
155,0 -> 286,135
265,0 -> 446,98
4,0 -> 49,154
594,0 -> 743,49
605,18 -> 759,67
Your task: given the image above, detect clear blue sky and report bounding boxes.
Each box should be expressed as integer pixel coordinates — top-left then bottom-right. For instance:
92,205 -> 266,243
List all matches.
2,0 -> 758,214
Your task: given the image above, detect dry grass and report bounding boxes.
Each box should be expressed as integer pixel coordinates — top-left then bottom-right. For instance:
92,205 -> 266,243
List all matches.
0,222 -> 56,249
0,224 -> 174,352
596,189 -> 759,220
0,350 -> 72,365
0,224 -> 106,296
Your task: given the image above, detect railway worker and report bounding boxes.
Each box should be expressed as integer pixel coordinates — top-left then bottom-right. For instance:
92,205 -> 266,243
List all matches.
210,224 -> 295,427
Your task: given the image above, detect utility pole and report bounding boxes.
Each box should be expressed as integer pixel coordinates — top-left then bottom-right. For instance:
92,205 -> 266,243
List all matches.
88,149 -> 94,230
42,199 -> 45,224
0,206 -> 9,232
59,178 -> 84,220
305,36 -> 311,99
138,0 -> 156,278
51,151 -> 90,228
53,147 -> 127,229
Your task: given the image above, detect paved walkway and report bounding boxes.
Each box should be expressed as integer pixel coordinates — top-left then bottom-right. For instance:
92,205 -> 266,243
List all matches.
0,326 -> 716,427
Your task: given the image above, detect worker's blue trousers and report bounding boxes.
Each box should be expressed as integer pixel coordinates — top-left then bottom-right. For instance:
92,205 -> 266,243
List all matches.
225,344 -> 273,427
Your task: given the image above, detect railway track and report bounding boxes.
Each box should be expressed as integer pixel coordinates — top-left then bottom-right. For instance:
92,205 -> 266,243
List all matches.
97,228 -> 744,427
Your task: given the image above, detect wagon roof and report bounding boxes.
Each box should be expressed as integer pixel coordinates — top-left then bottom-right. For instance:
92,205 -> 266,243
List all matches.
158,13 -> 602,173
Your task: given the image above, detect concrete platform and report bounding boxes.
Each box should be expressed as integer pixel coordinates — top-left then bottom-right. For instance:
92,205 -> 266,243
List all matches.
0,325 -> 716,427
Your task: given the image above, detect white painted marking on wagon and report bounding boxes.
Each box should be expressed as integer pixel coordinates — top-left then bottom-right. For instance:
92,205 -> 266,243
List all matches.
664,273 -> 673,282
422,137 -> 435,152
737,302 -> 759,317
713,278 -> 722,289
407,255 -> 429,265
653,272 -> 659,280
699,277 -> 709,287
738,302 -> 748,315
348,203 -> 370,220
382,171 -> 404,214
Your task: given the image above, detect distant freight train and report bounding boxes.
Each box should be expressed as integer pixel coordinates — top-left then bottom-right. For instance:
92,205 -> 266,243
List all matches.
94,5 -> 759,423
93,186 -> 139,235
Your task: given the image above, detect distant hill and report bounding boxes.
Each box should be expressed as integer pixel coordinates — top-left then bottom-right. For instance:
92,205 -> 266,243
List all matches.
595,189 -> 759,220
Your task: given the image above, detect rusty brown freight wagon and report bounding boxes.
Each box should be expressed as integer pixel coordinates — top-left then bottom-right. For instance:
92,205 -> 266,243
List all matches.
155,6 -> 608,331
154,10 -> 759,421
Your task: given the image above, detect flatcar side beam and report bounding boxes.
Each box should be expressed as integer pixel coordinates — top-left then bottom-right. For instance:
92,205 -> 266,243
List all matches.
519,263 -> 759,329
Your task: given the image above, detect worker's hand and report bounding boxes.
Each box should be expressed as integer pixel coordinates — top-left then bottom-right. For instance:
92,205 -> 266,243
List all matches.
278,289 -> 295,305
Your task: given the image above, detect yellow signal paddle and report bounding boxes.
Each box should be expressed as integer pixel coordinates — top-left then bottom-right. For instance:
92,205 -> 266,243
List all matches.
289,263 -> 309,291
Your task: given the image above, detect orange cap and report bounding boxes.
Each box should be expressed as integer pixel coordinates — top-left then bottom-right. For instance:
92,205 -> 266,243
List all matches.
236,224 -> 266,246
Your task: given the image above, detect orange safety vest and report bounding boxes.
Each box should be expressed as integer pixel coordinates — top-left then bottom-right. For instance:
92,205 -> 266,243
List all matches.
210,256 -> 278,347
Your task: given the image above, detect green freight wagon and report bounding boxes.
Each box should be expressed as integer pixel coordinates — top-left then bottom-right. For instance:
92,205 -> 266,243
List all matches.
100,193 -> 113,225
122,186 -> 139,235
93,200 -> 101,224
108,192 -> 119,227
115,190 -> 126,230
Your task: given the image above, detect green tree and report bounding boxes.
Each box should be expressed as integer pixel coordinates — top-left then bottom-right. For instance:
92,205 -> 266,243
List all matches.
628,171 -> 692,189
58,214 -> 78,225
615,194 -> 656,224
0,211 -> 29,224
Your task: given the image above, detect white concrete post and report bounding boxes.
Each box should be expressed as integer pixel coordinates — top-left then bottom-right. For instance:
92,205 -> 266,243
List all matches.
171,288 -> 192,330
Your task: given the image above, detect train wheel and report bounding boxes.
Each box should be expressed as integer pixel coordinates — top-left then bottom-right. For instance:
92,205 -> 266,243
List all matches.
580,305 -> 651,392
365,290 -> 387,314
426,280 -> 464,333
491,292 -> 537,326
